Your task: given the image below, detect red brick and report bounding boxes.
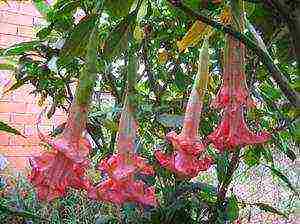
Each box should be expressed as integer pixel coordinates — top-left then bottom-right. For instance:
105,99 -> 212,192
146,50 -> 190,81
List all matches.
11,113 -> 37,125
9,135 -> 27,146
0,33 -> 17,47
0,112 -> 11,122
0,133 -> 10,145
0,102 -> 26,113
0,22 -> 18,36
18,3 -> 41,17
0,145 -> 40,156
18,25 -> 34,37
11,84 -> 36,102
5,156 -> 30,172
0,93 -> 13,101
0,22 -> 34,38
0,2 -> 20,12
25,103 -> 41,113
0,11 -> 35,26
0,145 -> 41,171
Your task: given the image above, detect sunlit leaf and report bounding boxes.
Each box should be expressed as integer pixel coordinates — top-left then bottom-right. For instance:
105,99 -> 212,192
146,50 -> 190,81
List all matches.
177,20 -> 207,52
1,41 -> 42,56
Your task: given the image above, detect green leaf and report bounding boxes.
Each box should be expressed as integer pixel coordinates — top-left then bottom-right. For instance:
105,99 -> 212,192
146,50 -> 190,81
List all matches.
174,69 -> 189,92
60,15 -> 97,60
285,149 -> 296,162
255,203 -> 288,219
36,25 -> 53,39
1,41 -> 42,56
0,63 -> 15,71
243,146 -> 262,167
103,18 -> 130,59
102,119 -> 118,132
226,195 -> 239,222
266,165 -> 297,193
0,121 -> 25,137
54,0 -> 80,15
105,0 -> 135,17
33,0 -> 50,17
259,82 -> 281,101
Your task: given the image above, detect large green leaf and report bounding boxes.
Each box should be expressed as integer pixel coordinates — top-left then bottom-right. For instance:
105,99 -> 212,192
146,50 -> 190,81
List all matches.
1,41 -> 42,56
226,195 -> 239,222
0,121 -> 25,137
273,132 -> 296,161
105,0 -> 135,17
103,18 -> 130,59
215,151 -> 230,184
60,14 -> 98,60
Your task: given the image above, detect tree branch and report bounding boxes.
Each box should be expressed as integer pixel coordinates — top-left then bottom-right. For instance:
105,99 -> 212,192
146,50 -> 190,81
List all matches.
167,0 -> 300,108
217,150 -> 240,202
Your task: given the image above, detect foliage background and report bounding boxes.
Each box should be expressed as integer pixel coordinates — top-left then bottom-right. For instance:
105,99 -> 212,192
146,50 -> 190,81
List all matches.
0,0 -> 299,223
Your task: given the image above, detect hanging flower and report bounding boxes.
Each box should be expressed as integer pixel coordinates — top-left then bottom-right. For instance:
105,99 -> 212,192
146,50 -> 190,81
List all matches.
208,106 -> 270,152
155,40 -> 213,179
211,36 -> 255,109
208,14 -> 270,151
88,100 -> 157,207
29,105 -> 91,202
29,25 -> 99,202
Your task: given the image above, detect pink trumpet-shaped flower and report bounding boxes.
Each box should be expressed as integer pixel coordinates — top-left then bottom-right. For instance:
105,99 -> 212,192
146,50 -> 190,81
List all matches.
208,35 -> 270,151
211,36 -> 254,109
88,100 -> 157,206
208,106 -> 270,152
155,40 -> 213,179
29,105 -> 91,202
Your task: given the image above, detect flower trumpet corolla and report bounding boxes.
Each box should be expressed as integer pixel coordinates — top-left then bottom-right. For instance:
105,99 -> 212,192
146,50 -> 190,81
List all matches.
88,100 -> 157,206
155,39 -> 213,179
28,26 -> 99,202
29,105 -> 91,202
208,7 -> 270,152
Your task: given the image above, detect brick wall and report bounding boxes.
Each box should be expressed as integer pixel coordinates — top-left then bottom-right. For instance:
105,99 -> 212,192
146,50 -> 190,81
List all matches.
0,1 -> 65,172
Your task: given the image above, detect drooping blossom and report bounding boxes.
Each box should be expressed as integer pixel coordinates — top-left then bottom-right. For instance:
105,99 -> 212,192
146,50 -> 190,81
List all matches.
29,104 -> 91,202
208,105 -> 270,151
208,9 -> 270,152
29,27 -> 99,202
155,39 -> 213,179
88,99 -> 157,206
